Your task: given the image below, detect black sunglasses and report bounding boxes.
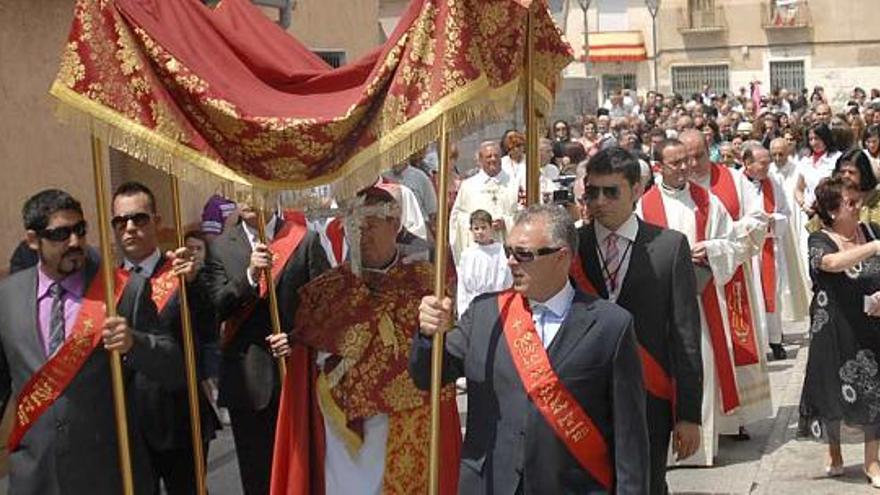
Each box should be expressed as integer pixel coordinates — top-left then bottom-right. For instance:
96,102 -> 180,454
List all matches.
504,245 -> 564,263
38,220 -> 87,242
583,184 -> 621,202
111,212 -> 153,230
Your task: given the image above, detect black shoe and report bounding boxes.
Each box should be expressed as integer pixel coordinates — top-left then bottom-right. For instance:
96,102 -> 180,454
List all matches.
770,343 -> 788,361
734,426 -> 751,441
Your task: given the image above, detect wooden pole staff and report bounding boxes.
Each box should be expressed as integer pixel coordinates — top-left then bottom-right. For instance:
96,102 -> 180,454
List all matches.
428,114 -> 452,495
524,4 -> 540,206
89,135 -> 135,495
169,176 -> 207,495
255,205 -> 288,382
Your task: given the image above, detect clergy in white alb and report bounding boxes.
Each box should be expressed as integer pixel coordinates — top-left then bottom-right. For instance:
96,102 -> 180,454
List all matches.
769,138 -> 810,323
636,138 -> 741,467
680,131 -> 773,437
449,141 -> 518,265
742,143 -> 797,356
455,209 -> 513,317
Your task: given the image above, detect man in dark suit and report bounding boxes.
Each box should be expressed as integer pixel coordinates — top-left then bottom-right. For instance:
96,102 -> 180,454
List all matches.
0,189 -> 184,494
111,181 -> 220,494
413,203 -> 649,494
199,200 -> 328,495
575,147 -> 704,494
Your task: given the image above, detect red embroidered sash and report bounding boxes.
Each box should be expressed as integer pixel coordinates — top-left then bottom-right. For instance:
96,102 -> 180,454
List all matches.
760,179 -> 777,313
222,211 -> 308,348
144,259 -> 180,312
570,255 -> 674,403
8,269 -> 129,451
498,290 -> 613,490
640,186 -> 740,412
708,168 -> 760,366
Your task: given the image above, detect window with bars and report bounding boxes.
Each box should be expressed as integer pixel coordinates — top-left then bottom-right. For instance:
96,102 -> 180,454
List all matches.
601,74 -> 636,99
671,64 -> 729,98
769,60 -> 805,93
314,50 -> 347,68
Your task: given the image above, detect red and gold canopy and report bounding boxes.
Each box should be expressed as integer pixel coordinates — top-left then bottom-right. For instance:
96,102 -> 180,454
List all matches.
51,0 -> 572,196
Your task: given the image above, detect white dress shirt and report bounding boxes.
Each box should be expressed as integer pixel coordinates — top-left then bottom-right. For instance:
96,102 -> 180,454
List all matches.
123,248 -> 162,277
594,214 -> 639,302
529,281 -> 575,348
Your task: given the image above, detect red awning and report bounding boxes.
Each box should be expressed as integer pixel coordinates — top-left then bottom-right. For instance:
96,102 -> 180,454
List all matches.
582,31 -> 647,63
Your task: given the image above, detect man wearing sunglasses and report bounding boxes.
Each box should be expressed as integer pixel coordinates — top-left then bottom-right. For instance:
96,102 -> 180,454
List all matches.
0,189 -> 184,494
110,181 -> 221,494
413,204 -> 650,494
572,147 -> 703,494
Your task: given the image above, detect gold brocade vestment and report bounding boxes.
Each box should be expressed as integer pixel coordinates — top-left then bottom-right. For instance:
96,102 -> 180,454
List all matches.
294,259 -> 456,495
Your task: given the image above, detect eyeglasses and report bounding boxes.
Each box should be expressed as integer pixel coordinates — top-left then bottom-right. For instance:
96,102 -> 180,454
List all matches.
504,245 -> 564,263
38,220 -> 87,242
111,212 -> 153,230
583,185 -> 621,201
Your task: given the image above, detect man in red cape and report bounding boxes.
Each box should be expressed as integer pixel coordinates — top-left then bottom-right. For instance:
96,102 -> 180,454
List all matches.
269,185 -> 460,494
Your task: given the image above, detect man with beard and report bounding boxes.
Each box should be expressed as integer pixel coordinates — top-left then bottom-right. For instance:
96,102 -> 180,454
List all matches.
0,189 -> 184,494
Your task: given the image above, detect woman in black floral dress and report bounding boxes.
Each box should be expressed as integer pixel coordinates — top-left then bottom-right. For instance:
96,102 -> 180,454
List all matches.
800,176 -> 880,486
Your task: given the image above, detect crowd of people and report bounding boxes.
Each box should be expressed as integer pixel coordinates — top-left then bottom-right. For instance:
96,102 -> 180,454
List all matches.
5,80 -> 880,494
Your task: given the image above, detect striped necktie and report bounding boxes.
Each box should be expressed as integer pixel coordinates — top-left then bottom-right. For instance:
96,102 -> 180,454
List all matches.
603,232 -> 621,293
47,283 -> 66,356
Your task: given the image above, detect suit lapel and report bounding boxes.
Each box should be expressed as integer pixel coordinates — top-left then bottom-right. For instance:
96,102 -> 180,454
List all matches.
546,292 -> 597,366
579,226 -> 608,299
615,220 -> 648,305
18,268 -> 46,368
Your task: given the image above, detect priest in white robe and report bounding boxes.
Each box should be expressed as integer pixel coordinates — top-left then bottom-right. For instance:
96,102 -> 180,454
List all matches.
680,131 -> 774,438
742,142 -> 797,360
636,138 -> 741,467
770,138 -> 810,323
449,141 -> 518,265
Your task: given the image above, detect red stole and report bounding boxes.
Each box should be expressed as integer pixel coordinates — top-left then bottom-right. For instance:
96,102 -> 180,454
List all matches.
570,255 -> 674,404
8,264 -> 174,451
498,290 -> 613,490
709,165 -> 761,367
760,179 -> 777,313
222,211 -> 308,348
640,185 -> 740,413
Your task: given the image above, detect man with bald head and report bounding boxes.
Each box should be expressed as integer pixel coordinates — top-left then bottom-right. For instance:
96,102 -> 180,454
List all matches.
741,143 -> 794,361
449,140 -> 519,264
681,128 -> 774,443
814,103 -> 832,125
768,138 -> 811,329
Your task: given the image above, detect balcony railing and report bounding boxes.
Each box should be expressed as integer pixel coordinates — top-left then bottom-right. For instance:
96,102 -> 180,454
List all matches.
762,1 -> 811,29
677,6 -> 726,33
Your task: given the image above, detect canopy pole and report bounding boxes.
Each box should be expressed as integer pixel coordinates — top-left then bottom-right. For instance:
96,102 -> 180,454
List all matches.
169,176 -> 208,495
90,135 -> 135,495
524,4 -> 540,206
255,206 -> 288,382
428,114 -> 452,495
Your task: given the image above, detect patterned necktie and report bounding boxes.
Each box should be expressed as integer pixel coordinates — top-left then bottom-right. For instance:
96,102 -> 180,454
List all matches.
603,232 -> 620,293
47,283 -> 66,356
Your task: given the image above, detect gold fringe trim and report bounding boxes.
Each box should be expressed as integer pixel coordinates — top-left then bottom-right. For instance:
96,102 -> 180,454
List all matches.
49,72 -> 558,200
316,372 -> 363,458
